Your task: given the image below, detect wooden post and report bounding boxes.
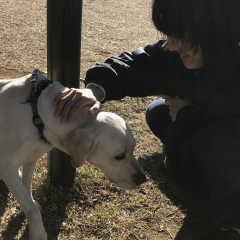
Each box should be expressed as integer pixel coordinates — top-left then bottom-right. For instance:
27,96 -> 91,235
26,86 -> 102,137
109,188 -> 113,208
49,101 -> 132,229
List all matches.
47,0 -> 83,186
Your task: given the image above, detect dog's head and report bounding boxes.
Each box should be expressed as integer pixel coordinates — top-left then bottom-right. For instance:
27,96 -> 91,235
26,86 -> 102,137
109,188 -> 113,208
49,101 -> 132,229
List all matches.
63,112 -> 146,189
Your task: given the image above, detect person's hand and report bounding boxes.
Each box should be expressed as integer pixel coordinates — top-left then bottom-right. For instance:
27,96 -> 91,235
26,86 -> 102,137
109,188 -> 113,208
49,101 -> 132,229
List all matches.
165,96 -> 193,121
53,88 -> 100,123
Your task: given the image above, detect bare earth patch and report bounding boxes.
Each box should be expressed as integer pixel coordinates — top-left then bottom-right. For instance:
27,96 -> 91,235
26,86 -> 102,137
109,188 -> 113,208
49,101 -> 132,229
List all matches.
0,0 -> 240,239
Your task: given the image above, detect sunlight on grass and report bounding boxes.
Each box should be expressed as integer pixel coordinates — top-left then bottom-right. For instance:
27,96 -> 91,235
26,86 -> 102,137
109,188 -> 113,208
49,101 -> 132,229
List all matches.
77,164 -> 98,178
93,210 -> 119,220
126,197 -> 144,209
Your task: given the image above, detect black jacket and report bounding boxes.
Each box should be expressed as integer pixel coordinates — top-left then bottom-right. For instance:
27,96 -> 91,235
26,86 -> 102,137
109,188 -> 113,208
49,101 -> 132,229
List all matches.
85,40 -> 240,229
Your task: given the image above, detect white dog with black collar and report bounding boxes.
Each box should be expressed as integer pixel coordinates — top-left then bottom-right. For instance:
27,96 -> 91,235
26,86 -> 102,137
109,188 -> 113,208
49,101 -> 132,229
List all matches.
0,70 -> 146,240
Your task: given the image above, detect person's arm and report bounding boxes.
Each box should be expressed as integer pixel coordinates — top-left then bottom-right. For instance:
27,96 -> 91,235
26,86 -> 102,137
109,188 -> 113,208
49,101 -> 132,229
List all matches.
54,40 -> 180,122
54,40 -> 193,122
85,40 -> 191,101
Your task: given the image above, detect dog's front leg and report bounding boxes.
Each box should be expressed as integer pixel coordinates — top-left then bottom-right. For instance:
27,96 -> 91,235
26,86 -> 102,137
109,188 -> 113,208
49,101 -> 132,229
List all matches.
22,160 -> 42,210
1,167 -> 47,240
21,161 -> 36,195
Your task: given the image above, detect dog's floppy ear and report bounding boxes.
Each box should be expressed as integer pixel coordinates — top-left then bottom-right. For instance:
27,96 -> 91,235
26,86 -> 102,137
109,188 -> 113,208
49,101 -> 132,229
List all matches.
63,128 -> 95,168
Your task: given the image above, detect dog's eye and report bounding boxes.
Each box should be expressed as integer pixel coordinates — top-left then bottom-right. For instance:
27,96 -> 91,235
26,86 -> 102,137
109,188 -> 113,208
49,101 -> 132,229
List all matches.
115,152 -> 126,160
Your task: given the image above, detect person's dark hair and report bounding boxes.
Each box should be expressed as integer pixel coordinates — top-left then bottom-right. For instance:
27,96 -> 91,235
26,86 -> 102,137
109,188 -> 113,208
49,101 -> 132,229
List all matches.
152,0 -> 240,62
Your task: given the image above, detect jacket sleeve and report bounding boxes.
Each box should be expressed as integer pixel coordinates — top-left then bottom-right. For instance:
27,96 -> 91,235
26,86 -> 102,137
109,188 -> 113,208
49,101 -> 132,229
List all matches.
85,41 -> 187,100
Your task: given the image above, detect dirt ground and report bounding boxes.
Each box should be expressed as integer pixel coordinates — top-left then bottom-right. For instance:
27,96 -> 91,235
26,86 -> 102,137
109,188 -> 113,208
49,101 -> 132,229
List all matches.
1,0 -> 240,240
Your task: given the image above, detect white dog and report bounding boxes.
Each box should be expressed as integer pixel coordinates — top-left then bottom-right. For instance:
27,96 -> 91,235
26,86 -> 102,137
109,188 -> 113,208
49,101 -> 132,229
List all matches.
0,70 -> 146,240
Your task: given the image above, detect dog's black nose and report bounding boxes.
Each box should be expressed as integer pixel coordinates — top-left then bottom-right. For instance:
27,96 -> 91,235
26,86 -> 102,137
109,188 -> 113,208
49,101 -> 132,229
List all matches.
133,172 -> 146,186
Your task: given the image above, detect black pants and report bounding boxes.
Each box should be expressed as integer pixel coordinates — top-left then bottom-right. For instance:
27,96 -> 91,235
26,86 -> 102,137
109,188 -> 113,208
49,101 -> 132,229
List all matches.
145,99 -> 172,145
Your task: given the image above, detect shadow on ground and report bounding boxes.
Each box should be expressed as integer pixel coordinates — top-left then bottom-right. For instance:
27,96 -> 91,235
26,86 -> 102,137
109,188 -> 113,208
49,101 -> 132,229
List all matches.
39,178 -> 90,240
0,180 -> 9,218
139,153 -> 240,240
0,180 -> 28,239
0,177 -> 90,240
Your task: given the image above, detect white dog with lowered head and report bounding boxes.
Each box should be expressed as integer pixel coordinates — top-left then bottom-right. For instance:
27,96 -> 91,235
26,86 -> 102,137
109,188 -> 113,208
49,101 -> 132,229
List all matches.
0,70 -> 146,240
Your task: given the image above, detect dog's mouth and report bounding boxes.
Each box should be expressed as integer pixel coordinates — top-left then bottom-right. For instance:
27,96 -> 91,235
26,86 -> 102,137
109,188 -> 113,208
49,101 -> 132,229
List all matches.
132,172 -> 146,186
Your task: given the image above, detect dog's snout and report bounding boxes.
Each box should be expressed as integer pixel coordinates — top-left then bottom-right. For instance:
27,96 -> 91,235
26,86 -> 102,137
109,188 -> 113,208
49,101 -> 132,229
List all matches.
133,172 -> 146,186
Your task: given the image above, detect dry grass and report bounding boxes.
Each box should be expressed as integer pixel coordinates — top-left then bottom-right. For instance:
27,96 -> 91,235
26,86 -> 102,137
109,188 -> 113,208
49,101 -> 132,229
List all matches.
0,0 -> 240,239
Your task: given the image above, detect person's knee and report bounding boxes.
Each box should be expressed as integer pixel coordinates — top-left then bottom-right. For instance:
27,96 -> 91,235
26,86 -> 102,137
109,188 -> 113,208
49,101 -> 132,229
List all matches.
146,99 -> 166,126
145,99 -> 172,142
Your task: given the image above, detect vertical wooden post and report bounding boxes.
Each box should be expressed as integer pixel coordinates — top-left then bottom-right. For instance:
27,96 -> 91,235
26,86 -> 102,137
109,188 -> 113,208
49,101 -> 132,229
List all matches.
47,0 -> 83,186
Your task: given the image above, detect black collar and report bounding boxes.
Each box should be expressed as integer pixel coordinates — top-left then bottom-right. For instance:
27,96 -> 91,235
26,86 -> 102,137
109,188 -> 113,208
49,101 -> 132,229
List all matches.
26,72 -> 53,144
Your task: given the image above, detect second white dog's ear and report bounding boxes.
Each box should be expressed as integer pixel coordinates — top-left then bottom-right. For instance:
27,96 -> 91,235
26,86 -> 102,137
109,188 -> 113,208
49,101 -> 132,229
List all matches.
63,128 -> 95,168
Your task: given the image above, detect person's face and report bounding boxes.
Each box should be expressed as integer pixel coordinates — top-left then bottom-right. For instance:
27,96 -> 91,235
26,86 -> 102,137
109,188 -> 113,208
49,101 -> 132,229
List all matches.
165,36 -> 204,69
